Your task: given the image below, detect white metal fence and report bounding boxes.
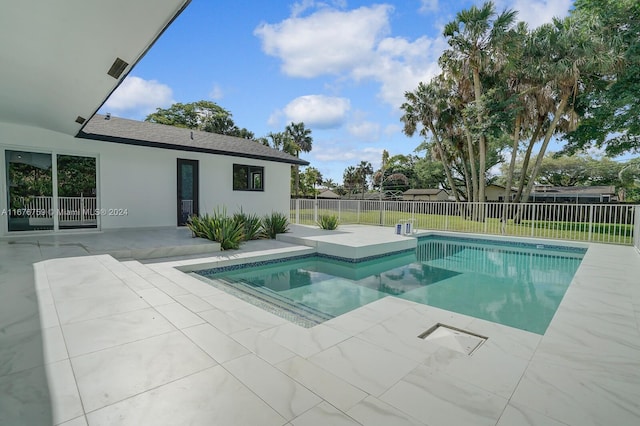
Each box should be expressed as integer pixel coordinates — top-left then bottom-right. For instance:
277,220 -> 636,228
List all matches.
19,196 -> 98,223
291,199 -> 638,245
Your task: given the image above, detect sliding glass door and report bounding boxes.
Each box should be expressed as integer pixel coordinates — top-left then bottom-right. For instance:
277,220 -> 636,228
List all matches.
5,150 -> 53,231
57,154 -> 97,230
4,150 -> 97,232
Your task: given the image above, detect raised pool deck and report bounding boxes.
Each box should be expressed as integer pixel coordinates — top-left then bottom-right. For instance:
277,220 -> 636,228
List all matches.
1,225 -> 639,425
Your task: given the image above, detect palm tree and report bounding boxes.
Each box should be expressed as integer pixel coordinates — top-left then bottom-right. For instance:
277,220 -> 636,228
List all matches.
442,1 -> 517,205
401,80 -> 463,202
343,166 -> 357,199
518,15 -> 617,205
285,122 -> 313,197
355,161 -> 373,198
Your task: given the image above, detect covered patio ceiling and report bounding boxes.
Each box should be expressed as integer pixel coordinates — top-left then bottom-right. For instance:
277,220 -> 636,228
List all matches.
0,0 -> 190,136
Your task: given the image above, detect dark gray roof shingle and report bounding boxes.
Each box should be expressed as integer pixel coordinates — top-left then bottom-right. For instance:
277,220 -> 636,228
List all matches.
78,114 -> 309,166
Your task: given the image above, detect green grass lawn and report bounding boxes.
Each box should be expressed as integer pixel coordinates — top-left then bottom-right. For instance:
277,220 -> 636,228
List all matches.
291,208 -> 634,245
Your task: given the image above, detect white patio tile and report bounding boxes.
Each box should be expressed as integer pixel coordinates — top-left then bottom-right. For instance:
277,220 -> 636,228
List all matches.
71,331 -> 215,412
145,274 -> 190,296
0,365 -> 53,426
496,402 -> 567,426
55,291 -> 149,325
46,359 -> 84,425
510,358 -> 640,426
0,328 -> 45,376
202,291 -> 254,312
260,323 -> 350,358
62,308 -> 175,357
173,293 -> 214,312
50,279 -> 133,303
276,356 -> 367,412
59,415 -> 88,426
154,302 -> 204,329
290,401 -> 361,426
308,337 -> 418,396
347,396 -> 426,426
42,326 -> 68,364
380,365 -> 507,426
182,323 -> 249,363
223,354 -> 322,420
225,304 -> 288,331
198,308 -> 253,334
120,273 -> 154,291
135,288 -> 174,307
86,366 -> 286,425
230,328 -> 296,364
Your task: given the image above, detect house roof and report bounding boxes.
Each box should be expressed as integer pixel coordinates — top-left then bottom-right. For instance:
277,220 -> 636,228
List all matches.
531,185 -> 616,196
403,189 -> 447,195
318,189 -> 340,199
78,115 -> 309,166
0,1 -> 191,136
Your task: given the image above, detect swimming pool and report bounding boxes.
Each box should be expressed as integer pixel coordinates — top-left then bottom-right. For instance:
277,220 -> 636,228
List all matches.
194,235 -> 586,334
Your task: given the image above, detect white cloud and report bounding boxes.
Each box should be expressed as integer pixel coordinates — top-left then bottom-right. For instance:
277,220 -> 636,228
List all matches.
102,76 -> 173,118
419,0 -> 439,14
312,145 -> 384,168
283,95 -> 350,129
209,83 -> 224,100
255,5 -> 392,78
255,4 -> 444,109
347,120 -> 381,141
500,0 -> 571,28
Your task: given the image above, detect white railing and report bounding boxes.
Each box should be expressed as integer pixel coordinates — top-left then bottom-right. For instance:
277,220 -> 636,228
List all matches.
291,199 -> 638,245
181,199 -> 194,217
635,206 -> 640,252
18,196 -> 97,223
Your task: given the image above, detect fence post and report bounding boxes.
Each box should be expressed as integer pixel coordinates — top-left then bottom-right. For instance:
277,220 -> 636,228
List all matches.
531,205 -> 536,237
295,198 -> 300,224
411,201 -> 416,227
588,204 -> 594,242
445,202 -> 449,231
80,194 -> 85,222
357,200 -> 361,224
483,203 -> 488,234
314,198 -> 318,224
338,200 -> 342,223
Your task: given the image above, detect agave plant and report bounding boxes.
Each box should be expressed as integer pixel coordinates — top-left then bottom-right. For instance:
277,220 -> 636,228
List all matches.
317,214 -> 339,230
233,209 -> 264,241
262,212 -> 289,239
187,208 -> 245,250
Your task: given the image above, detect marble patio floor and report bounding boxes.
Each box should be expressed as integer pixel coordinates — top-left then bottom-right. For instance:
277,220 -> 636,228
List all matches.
1,225 -> 639,425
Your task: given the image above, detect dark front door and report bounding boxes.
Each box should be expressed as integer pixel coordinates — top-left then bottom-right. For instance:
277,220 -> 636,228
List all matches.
177,159 -> 198,226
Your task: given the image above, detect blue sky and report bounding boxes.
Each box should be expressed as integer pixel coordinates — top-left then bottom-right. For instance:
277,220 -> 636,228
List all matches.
101,0 -> 574,184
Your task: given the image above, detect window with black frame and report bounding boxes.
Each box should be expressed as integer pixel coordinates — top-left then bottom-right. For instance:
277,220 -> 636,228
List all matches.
233,164 -> 264,191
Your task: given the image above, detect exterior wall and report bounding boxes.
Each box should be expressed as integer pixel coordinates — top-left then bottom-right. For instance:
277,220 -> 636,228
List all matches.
485,186 -> 510,201
0,122 -> 291,234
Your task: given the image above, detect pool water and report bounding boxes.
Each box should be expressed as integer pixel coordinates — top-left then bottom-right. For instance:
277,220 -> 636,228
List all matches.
196,236 -> 585,334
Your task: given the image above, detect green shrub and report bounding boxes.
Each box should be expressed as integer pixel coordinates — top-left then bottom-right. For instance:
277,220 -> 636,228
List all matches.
262,212 -> 289,239
187,208 -> 245,250
233,209 -> 264,241
317,214 -> 339,230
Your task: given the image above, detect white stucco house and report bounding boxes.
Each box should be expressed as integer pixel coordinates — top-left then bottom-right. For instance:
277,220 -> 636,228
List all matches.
0,0 -> 305,236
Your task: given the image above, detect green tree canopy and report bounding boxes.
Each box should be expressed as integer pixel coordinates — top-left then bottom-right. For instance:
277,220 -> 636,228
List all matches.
145,100 -> 255,139
562,0 -> 640,156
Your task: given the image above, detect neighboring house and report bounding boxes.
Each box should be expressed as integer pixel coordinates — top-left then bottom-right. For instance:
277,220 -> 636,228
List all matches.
317,189 -> 341,199
530,185 -> 619,203
485,184 -> 516,202
403,189 -> 449,201
0,1 -> 305,235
